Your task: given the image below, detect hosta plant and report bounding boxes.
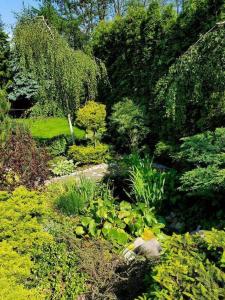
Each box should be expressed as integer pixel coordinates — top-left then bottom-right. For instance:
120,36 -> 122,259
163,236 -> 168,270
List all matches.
49,156 -> 75,176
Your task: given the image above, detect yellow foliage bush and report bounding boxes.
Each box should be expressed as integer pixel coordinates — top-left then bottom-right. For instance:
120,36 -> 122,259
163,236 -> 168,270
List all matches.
0,186 -> 52,253
69,143 -> 109,164
0,187 -> 52,299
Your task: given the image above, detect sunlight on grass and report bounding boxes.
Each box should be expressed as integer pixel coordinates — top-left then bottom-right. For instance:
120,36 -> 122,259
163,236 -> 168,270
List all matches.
16,117 -> 85,140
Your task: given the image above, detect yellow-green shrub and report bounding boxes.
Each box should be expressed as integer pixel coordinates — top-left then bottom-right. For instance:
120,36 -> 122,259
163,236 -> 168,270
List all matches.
0,186 -> 87,299
0,187 -> 52,254
69,143 -> 109,164
140,231 -> 225,299
0,187 -> 52,299
0,241 -> 42,300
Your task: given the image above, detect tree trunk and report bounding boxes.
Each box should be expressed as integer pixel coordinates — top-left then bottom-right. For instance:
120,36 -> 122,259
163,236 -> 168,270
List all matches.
68,113 -> 75,144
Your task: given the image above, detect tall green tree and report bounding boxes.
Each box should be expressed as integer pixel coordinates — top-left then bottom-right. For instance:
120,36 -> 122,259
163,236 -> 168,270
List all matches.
13,17 -> 107,118
0,19 -> 10,89
91,2 -> 176,106
91,0 -> 224,148
38,0 -> 112,33
155,23 -> 225,141
0,89 -> 11,143
8,55 -> 39,105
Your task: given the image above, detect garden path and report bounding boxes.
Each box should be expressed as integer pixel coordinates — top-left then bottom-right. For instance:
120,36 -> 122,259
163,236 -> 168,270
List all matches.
45,163 -> 109,185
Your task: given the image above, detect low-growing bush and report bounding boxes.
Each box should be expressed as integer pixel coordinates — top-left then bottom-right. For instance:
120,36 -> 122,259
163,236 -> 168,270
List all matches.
0,186 -> 87,299
178,128 -> 225,194
69,143 -> 110,165
139,230 -> 225,299
31,241 -> 86,299
0,241 -> 42,300
0,126 -> 50,190
0,187 -> 52,299
0,187 -> 52,253
45,135 -> 68,157
49,156 -> 75,176
75,239 -> 125,300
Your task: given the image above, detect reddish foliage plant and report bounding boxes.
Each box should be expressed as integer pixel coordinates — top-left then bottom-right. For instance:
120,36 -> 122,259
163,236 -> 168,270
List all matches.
0,126 -> 50,190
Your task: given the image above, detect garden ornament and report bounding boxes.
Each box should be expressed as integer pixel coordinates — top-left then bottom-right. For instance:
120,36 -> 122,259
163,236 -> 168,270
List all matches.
123,229 -> 162,261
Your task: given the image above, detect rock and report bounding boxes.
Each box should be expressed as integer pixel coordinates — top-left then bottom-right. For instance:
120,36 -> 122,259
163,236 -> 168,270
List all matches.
134,238 -> 162,258
123,231 -> 162,262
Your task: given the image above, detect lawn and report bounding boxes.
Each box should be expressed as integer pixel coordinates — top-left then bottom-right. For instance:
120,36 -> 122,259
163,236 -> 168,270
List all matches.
16,117 -> 85,140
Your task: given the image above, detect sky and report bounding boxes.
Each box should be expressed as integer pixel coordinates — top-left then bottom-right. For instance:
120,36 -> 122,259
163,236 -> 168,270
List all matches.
0,0 -> 38,34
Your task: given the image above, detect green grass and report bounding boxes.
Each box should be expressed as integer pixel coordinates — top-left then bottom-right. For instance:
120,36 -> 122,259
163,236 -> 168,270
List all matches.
16,117 -> 85,140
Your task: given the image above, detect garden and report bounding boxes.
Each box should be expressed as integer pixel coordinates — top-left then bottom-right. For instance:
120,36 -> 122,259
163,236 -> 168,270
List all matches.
0,0 -> 225,299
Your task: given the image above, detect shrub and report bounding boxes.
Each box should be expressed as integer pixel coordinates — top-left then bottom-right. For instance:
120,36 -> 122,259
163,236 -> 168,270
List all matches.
0,241 -> 42,300
0,187 -> 52,299
110,98 -> 149,151
0,187 -> 52,253
75,239 -> 125,299
0,186 -> 86,299
69,143 -> 110,164
45,136 -> 68,157
31,241 -> 86,299
178,128 -> 225,193
49,156 -> 75,176
56,178 -> 97,215
140,230 -> 225,299
0,126 -> 50,190
76,100 -> 106,145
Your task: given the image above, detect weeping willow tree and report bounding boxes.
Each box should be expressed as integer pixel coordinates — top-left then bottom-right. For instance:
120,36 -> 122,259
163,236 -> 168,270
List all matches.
154,22 -> 225,142
13,17 -> 107,118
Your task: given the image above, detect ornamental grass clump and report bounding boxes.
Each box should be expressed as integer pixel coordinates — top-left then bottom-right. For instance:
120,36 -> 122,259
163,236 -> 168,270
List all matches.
56,177 -> 97,215
127,155 -> 166,209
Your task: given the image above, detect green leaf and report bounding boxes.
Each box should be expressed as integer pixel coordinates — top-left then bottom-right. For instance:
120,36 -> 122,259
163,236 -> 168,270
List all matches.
96,207 -> 108,219
120,201 -> 132,211
75,226 -> 85,235
88,219 -> 97,236
81,216 -> 93,227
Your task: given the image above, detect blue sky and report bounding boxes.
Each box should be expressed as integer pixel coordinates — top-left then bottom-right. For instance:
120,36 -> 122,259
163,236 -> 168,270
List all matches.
0,0 -> 38,33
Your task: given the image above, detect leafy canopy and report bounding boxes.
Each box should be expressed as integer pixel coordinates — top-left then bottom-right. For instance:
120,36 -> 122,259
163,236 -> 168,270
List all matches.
13,18 -> 107,117
155,24 -> 225,141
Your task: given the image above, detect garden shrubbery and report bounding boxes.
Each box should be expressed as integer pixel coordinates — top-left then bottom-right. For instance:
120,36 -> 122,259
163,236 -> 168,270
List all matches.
178,128 -> 225,193
69,143 -> 110,164
1,1 -> 225,298
0,126 -> 50,190
140,231 -> 225,299
0,187 -> 51,298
